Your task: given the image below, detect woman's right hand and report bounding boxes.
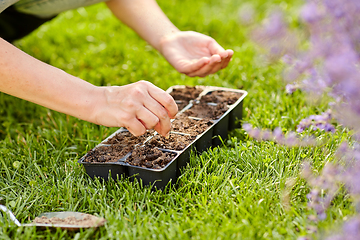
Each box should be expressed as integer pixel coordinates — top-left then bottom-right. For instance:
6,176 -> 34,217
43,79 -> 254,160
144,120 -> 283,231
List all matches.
90,80 -> 178,137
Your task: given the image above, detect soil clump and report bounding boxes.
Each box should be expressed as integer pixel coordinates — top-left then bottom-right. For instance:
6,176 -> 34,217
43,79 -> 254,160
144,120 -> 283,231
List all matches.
200,90 -> 242,105
147,133 -> 196,151
83,145 -> 133,163
171,115 -> 213,136
183,102 -> 228,119
126,145 -> 176,169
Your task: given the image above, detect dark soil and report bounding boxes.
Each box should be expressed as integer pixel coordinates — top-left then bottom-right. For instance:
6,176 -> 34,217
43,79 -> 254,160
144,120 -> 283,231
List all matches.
103,130 -> 153,145
171,115 -> 213,136
147,133 -> 196,151
200,90 -> 243,105
126,145 -> 176,169
170,86 -> 204,110
83,145 -> 133,162
33,215 -> 106,227
182,102 -> 228,119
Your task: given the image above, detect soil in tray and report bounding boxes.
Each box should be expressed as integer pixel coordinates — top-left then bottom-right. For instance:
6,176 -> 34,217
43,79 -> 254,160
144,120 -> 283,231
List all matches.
103,130 -> 153,145
147,133 -> 196,151
182,102 -> 228,119
126,145 -> 176,169
171,115 -> 213,136
200,90 -> 243,105
83,145 -> 133,163
170,86 -> 203,110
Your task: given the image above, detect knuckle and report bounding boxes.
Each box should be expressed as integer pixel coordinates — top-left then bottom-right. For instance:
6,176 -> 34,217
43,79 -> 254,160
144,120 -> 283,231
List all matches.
150,116 -> 159,128
122,98 -> 137,109
130,87 -> 146,99
119,112 -> 133,123
137,80 -> 148,85
136,80 -> 152,89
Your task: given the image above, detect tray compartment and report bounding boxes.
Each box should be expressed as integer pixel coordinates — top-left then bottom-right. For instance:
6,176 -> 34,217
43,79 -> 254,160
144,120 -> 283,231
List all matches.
125,148 -> 179,189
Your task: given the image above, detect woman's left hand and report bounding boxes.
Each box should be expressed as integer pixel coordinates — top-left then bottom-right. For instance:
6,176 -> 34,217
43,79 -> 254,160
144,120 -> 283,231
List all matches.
159,31 -> 234,77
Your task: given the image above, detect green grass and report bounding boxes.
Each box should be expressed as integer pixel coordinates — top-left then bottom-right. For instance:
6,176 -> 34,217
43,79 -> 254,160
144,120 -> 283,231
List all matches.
0,0 -> 355,239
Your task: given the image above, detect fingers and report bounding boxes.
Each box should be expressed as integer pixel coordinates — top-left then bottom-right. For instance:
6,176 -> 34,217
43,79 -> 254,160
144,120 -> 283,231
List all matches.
187,54 -> 222,77
142,93 -> 173,136
180,57 -> 210,75
123,116 -> 147,136
136,107 -> 160,130
146,82 -> 178,119
130,81 -> 178,137
221,49 -> 234,69
186,49 -> 234,77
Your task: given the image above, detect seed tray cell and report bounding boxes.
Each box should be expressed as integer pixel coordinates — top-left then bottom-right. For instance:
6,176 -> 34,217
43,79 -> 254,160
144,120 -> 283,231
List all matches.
78,85 -> 247,189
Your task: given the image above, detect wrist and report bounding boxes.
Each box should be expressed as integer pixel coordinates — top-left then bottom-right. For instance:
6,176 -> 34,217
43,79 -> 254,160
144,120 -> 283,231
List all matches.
156,28 -> 181,54
85,86 -> 108,125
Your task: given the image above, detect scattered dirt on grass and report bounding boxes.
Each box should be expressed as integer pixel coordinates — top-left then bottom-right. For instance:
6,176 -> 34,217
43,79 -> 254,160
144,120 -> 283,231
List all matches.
171,115 -> 213,136
83,145 -> 133,162
33,215 -> 106,227
147,133 -> 196,151
125,145 -> 176,169
200,90 -> 243,105
182,102 -> 228,119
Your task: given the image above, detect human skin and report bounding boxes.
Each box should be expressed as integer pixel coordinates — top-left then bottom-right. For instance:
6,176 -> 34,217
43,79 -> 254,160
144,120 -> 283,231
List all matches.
0,0 -> 233,136
106,0 -> 234,77
0,38 -> 177,136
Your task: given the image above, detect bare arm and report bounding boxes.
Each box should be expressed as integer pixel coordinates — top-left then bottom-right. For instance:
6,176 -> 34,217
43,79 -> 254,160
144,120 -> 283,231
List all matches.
105,0 -> 179,52
106,0 -> 234,77
0,38 -> 177,136
0,38 -> 96,121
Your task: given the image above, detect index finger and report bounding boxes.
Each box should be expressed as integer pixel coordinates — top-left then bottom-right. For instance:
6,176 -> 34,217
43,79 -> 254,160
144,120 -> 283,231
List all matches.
146,83 -> 178,119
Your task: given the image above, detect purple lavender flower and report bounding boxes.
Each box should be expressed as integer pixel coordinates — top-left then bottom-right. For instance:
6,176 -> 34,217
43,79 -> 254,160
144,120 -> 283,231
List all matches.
243,124 -> 317,147
301,2 -> 323,23
301,162 -> 341,220
247,0 -> 360,237
325,216 -> 360,240
296,110 -> 335,133
285,84 -> 298,94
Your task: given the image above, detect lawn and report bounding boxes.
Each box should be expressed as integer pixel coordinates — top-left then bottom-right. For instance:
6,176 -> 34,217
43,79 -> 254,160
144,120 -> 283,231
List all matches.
0,0 -> 354,239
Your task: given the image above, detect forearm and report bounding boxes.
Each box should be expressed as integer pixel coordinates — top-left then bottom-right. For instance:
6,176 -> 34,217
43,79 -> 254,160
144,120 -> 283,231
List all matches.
105,0 -> 179,52
0,38 -> 97,122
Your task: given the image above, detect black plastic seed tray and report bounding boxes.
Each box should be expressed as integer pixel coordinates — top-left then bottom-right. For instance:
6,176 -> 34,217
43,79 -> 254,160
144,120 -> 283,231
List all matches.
78,85 -> 247,189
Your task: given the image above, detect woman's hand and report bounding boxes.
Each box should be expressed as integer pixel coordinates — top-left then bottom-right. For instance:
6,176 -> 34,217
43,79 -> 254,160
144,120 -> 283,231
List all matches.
90,81 -> 178,136
159,31 -> 234,77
